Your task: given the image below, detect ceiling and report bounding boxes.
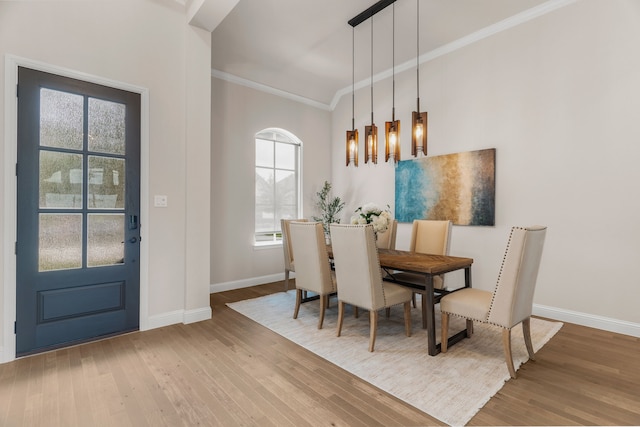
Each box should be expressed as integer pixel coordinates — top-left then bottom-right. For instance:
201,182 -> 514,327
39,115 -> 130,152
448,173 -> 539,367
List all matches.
210,0 -> 551,108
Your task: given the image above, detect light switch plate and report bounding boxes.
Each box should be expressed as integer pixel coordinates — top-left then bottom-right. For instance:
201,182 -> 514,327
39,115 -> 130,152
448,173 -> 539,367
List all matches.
154,195 -> 168,207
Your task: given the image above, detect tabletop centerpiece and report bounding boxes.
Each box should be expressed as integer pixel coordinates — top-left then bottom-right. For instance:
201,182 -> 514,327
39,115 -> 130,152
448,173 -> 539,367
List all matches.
351,203 -> 392,236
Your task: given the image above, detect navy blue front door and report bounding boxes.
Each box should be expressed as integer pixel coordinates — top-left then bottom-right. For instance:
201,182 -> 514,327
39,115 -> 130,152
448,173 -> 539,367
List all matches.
16,67 -> 140,356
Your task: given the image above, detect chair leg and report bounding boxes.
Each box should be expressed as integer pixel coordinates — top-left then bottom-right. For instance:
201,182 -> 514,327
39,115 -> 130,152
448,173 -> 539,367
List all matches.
385,307 -> 391,318
354,306 -> 359,318
522,317 -> 536,361
284,270 -> 290,291
502,328 -> 517,379
318,295 -> 327,329
412,292 -> 416,308
466,319 -> 474,337
336,301 -> 345,337
403,301 -> 412,337
441,312 -> 449,352
369,310 -> 378,352
293,289 -> 302,319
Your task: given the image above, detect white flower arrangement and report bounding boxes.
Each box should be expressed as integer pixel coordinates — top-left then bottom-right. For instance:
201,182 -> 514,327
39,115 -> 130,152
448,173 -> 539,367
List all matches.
351,203 -> 392,234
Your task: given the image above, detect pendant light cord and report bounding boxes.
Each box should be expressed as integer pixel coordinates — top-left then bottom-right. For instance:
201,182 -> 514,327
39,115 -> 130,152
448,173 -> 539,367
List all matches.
416,0 -> 420,113
370,16 -> 374,126
352,27 -> 355,131
392,2 -> 395,121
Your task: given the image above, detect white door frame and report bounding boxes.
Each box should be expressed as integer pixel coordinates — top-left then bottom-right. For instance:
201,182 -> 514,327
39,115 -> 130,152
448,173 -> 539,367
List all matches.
2,55 -> 150,363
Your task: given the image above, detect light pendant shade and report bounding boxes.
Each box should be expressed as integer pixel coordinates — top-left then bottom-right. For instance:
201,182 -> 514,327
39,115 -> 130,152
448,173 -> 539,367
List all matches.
385,120 -> 400,162
346,26 -> 358,167
365,124 -> 378,164
385,2 -> 400,164
346,129 -> 359,167
411,111 -> 427,156
411,0 -> 428,158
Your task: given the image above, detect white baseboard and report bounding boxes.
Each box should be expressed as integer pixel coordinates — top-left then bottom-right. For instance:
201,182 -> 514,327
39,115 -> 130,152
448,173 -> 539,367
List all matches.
184,306 -> 212,324
210,273 -> 287,293
533,304 -> 640,338
146,309 -> 184,330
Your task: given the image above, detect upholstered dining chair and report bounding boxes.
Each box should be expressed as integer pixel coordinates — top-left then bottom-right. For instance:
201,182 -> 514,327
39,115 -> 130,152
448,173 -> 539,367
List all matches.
281,218 -> 308,291
440,225 -> 547,379
376,219 -> 398,250
289,221 -> 336,329
390,219 -> 452,311
330,223 -> 413,352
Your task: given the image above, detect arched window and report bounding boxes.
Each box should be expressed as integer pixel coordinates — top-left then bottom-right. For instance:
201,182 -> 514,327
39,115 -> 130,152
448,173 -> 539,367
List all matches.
255,128 -> 301,244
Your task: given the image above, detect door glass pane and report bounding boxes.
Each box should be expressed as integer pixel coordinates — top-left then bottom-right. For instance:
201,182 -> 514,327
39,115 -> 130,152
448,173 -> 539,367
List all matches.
40,88 -> 83,150
39,214 -> 82,271
39,151 -> 83,208
88,98 -> 126,155
88,156 -> 125,209
88,214 -> 124,267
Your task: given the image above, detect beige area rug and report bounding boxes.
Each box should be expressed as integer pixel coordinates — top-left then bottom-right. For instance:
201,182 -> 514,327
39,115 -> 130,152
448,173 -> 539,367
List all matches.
227,291 -> 562,426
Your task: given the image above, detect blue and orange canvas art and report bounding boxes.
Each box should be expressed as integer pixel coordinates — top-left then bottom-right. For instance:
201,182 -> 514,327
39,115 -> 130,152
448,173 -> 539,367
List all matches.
395,148 -> 495,226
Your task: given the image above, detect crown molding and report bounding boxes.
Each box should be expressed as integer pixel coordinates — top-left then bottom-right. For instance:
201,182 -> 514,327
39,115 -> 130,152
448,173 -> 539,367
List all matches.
212,0 -> 579,112
211,69 -> 332,111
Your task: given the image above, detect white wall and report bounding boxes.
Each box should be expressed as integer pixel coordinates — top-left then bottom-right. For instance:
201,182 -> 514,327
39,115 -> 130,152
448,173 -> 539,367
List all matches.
332,0 -> 640,330
210,78 -> 332,289
0,0 -> 212,362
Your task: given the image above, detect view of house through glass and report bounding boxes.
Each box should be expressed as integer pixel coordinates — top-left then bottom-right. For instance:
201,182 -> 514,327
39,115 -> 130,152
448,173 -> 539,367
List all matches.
255,128 -> 301,243
38,88 -> 127,270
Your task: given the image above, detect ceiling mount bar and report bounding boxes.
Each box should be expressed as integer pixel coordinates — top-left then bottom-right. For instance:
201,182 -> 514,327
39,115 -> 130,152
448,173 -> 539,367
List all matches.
348,0 -> 397,27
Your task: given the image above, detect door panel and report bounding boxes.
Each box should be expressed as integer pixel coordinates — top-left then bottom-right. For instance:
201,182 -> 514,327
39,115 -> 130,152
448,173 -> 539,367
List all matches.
16,67 -> 140,356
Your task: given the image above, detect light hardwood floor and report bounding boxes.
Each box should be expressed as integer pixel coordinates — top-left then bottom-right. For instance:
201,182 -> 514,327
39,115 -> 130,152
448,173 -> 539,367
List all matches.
1,281 -> 639,426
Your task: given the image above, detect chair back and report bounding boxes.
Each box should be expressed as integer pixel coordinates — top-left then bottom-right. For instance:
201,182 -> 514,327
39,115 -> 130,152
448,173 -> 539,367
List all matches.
289,222 -> 334,295
281,218 -> 307,271
410,219 -> 452,254
330,224 -> 385,311
376,219 -> 398,250
488,226 -> 547,328
410,219 -> 452,289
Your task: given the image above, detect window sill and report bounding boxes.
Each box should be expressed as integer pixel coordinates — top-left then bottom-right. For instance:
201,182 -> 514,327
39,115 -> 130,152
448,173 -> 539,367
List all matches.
253,241 -> 282,250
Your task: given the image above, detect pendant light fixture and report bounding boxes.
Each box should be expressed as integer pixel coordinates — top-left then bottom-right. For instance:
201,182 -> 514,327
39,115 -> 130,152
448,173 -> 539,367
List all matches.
346,26 -> 358,167
385,1 -> 400,163
364,15 -> 378,164
411,0 -> 428,157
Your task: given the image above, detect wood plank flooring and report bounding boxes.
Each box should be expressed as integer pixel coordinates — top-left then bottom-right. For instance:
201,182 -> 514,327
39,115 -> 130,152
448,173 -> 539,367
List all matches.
1,281 -> 639,426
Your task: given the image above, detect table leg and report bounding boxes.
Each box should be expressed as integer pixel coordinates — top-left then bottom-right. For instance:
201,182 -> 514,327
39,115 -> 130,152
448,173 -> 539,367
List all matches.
465,266 -> 472,288
424,275 -> 437,356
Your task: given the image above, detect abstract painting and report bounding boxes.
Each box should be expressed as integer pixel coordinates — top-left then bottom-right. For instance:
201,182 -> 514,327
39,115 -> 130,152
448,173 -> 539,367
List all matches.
395,148 -> 495,226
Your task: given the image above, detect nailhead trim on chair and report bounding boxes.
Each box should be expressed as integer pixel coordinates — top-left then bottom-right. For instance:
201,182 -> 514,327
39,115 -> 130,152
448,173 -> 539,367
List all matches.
441,226 -> 526,329
485,226 -> 527,328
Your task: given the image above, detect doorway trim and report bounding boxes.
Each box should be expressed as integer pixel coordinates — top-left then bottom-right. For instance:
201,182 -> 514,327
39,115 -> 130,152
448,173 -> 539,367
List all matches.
3,54 -> 150,363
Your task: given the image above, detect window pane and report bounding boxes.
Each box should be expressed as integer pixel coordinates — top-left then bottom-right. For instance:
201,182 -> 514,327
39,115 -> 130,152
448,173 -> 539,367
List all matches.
40,88 -> 83,150
275,142 -> 295,170
255,168 -> 275,232
88,156 -> 125,209
88,214 -> 124,267
39,214 -> 82,271
255,138 -> 273,168
276,170 -> 295,205
88,98 -> 126,155
39,151 -> 83,208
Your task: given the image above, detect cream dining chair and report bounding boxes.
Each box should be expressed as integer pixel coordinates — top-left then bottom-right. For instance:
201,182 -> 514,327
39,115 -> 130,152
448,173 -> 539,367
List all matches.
389,220 -> 452,319
375,219 -> 398,250
281,218 -> 308,291
289,221 -> 336,329
440,225 -> 547,379
330,223 -> 412,352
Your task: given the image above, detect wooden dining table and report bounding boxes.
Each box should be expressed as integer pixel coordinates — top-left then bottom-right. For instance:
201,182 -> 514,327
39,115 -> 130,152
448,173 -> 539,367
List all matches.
327,245 -> 473,356
377,249 -> 473,356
